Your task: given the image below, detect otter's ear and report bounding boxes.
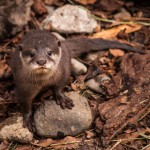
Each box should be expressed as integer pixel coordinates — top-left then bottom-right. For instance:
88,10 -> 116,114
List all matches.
57,40 -> 61,47
18,44 -> 23,51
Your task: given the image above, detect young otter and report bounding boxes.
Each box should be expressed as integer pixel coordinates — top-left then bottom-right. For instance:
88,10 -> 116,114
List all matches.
10,30 -> 144,131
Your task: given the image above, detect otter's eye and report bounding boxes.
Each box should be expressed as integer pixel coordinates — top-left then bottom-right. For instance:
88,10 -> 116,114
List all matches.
29,51 -> 35,58
48,51 -> 52,56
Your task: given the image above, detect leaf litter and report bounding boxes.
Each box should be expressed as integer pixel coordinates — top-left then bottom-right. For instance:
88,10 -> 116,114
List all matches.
0,0 -> 149,149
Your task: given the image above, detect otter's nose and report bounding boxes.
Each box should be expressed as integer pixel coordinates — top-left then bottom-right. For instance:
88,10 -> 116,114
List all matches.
36,59 -> 46,66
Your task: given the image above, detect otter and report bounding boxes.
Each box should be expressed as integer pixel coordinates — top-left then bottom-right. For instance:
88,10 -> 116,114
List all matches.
10,30 -> 144,131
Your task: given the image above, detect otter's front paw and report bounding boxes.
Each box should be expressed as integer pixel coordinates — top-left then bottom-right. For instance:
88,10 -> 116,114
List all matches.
56,96 -> 74,109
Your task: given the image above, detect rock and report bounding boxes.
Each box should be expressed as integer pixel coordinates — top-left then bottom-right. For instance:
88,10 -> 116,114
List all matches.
0,115 -> 33,143
34,92 -> 93,138
86,52 -> 99,61
0,0 -> 33,39
71,58 -> 87,76
85,74 -> 111,94
42,4 -> 98,33
45,6 -> 55,16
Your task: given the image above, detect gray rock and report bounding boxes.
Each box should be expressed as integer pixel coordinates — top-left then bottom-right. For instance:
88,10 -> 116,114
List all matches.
0,115 -> 33,143
86,52 -> 99,61
0,0 -> 33,39
71,58 -> 87,76
42,4 -> 98,33
85,74 -> 111,94
34,92 -> 93,138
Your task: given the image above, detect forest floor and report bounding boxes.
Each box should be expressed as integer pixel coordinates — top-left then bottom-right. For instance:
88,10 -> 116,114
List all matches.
0,0 -> 150,149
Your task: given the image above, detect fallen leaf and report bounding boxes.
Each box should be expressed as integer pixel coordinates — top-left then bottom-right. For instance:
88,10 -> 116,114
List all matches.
15,145 -> 33,150
52,136 -> 80,149
109,49 -> 125,57
74,0 -> 96,5
31,138 -> 54,147
91,24 -> 142,39
86,131 -> 95,138
32,0 -> 47,15
119,96 -> 128,104
71,83 -> 78,91
0,141 -> 9,150
0,60 -> 8,78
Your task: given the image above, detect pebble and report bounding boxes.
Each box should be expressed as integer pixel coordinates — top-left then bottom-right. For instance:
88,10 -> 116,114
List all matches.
85,74 -> 111,94
34,92 -> 93,138
0,115 -> 33,143
42,4 -> 98,33
71,58 -> 87,76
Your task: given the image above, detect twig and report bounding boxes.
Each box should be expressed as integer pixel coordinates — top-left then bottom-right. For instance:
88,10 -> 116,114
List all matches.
139,108 -> 150,121
112,137 -> 146,142
92,15 -> 150,26
50,140 -> 91,146
141,144 -> 150,150
110,140 -> 122,150
138,133 -> 150,140
76,5 -> 150,26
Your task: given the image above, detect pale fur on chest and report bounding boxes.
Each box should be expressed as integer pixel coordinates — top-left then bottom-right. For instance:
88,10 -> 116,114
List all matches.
27,68 -> 61,88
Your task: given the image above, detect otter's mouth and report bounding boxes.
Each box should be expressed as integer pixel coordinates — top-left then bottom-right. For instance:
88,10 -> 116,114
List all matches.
34,67 -> 50,72
36,66 -> 50,70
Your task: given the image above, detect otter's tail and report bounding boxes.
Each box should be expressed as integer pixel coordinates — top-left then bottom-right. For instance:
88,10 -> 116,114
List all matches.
62,38 -> 145,57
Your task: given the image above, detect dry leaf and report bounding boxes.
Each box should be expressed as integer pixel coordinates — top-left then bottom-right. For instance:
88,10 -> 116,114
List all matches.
32,0 -> 47,15
74,0 -> 96,5
52,136 -> 80,149
15,145 -> 33,150
86,131 -> 95,138
91,24 -> 142,39
31,138 -> 54,147
0,60 -> 8,78
109,49 -> 125,57
0,141 -> 9,150
71,83 -> 78,91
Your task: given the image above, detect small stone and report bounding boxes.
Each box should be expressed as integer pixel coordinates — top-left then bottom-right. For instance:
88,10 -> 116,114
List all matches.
42,4 -> 98,33
45,6 -> 55,16
71,58 -> 87,76
34,92 -> 93,138
0,115 -> 33,143
86,52 -> 99,61
0,0 -> 33,39
85,74 -> 111,94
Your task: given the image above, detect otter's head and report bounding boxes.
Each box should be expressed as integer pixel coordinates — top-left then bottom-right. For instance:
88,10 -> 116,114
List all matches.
18,30 -> 62,73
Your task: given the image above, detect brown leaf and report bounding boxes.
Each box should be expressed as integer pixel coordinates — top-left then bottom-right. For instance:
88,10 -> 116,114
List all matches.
0,141 -> 9,150
52,136 -> 80,149
74,0 -> 96,5
15,145 -> 33,150
109,49 -> 125,57
31,138 -> 54,147
0,60 -> 8,78
85,131 -> 95,138
32,0 -> 47,15
91,24 -> 142,39
71,83 -> 78,91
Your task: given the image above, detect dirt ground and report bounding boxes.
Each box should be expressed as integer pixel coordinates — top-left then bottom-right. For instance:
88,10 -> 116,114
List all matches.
0,0 -> 149,149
